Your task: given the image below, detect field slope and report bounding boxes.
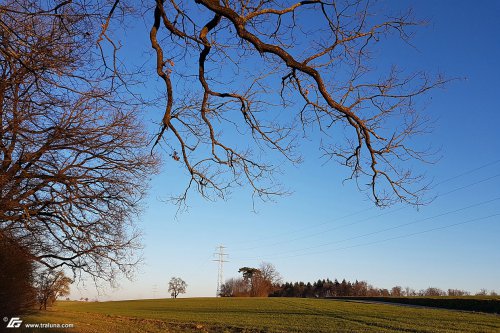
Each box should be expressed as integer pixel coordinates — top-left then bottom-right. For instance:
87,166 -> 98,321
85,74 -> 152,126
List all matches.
21,297 -> 500,333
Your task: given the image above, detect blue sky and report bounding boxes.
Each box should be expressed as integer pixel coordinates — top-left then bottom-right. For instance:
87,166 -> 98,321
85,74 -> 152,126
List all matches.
71,0 -> 500,300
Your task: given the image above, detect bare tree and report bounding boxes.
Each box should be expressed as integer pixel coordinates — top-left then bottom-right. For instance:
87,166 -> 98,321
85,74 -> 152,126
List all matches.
142,0 -> 445,206
475,288 -> 488,296
404,286 -> 416,297
447,289 -> 469,297
390,285 -> 402,297
423,287 -> 446,296
2,0 -> 444,218
219,277 -> 249,297
237,262 -> 281,297
0,0 -> 159,283
259,262 -> 282,286
35,269 -> 72,310
168,277 -> 187,298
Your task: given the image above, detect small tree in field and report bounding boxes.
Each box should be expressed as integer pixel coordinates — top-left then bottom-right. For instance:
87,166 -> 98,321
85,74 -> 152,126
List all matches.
35,269 -> 72,310
168,277 -> 187,299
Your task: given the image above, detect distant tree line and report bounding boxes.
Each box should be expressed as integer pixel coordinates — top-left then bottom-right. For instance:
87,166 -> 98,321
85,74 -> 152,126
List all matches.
220,263 -> 496,298
270,279 -> 497,298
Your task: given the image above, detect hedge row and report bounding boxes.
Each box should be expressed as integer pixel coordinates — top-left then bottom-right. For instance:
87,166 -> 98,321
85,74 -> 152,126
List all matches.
327,296 -> 500,314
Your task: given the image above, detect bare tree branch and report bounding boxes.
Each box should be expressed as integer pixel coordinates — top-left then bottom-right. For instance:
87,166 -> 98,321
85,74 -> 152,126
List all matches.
146,0 -> 445,206
0,0 -> 159,284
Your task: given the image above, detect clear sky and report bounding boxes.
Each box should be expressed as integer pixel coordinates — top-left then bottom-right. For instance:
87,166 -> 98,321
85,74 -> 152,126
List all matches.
71,0 -> 500,300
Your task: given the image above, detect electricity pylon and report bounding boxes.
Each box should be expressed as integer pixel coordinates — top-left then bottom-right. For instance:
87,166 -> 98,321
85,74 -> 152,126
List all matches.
213,245 -> 228,297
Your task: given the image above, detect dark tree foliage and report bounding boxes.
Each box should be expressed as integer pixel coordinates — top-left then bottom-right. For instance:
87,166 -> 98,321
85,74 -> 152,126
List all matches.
0,234 -> 36,315
270,278 -> 473,298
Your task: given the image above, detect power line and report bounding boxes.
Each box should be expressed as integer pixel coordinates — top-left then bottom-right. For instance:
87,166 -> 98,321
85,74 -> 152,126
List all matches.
232,173 -> 500,254
433,159 -> 500,186
238,213 -> 500,261
228,160 -> 500,249
436,173 -> 500,197
233,197 -> 500,260
233,207 -> 405,252
315,213 -> 500,256
213,245 -> 228,297
231,207 -> 374,247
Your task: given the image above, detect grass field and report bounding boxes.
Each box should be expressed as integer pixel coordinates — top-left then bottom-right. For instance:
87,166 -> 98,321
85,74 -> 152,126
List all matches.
19,297 -> 500,333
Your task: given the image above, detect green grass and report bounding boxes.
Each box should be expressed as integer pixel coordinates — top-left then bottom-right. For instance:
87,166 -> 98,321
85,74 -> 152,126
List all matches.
19,297 -> 500,333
